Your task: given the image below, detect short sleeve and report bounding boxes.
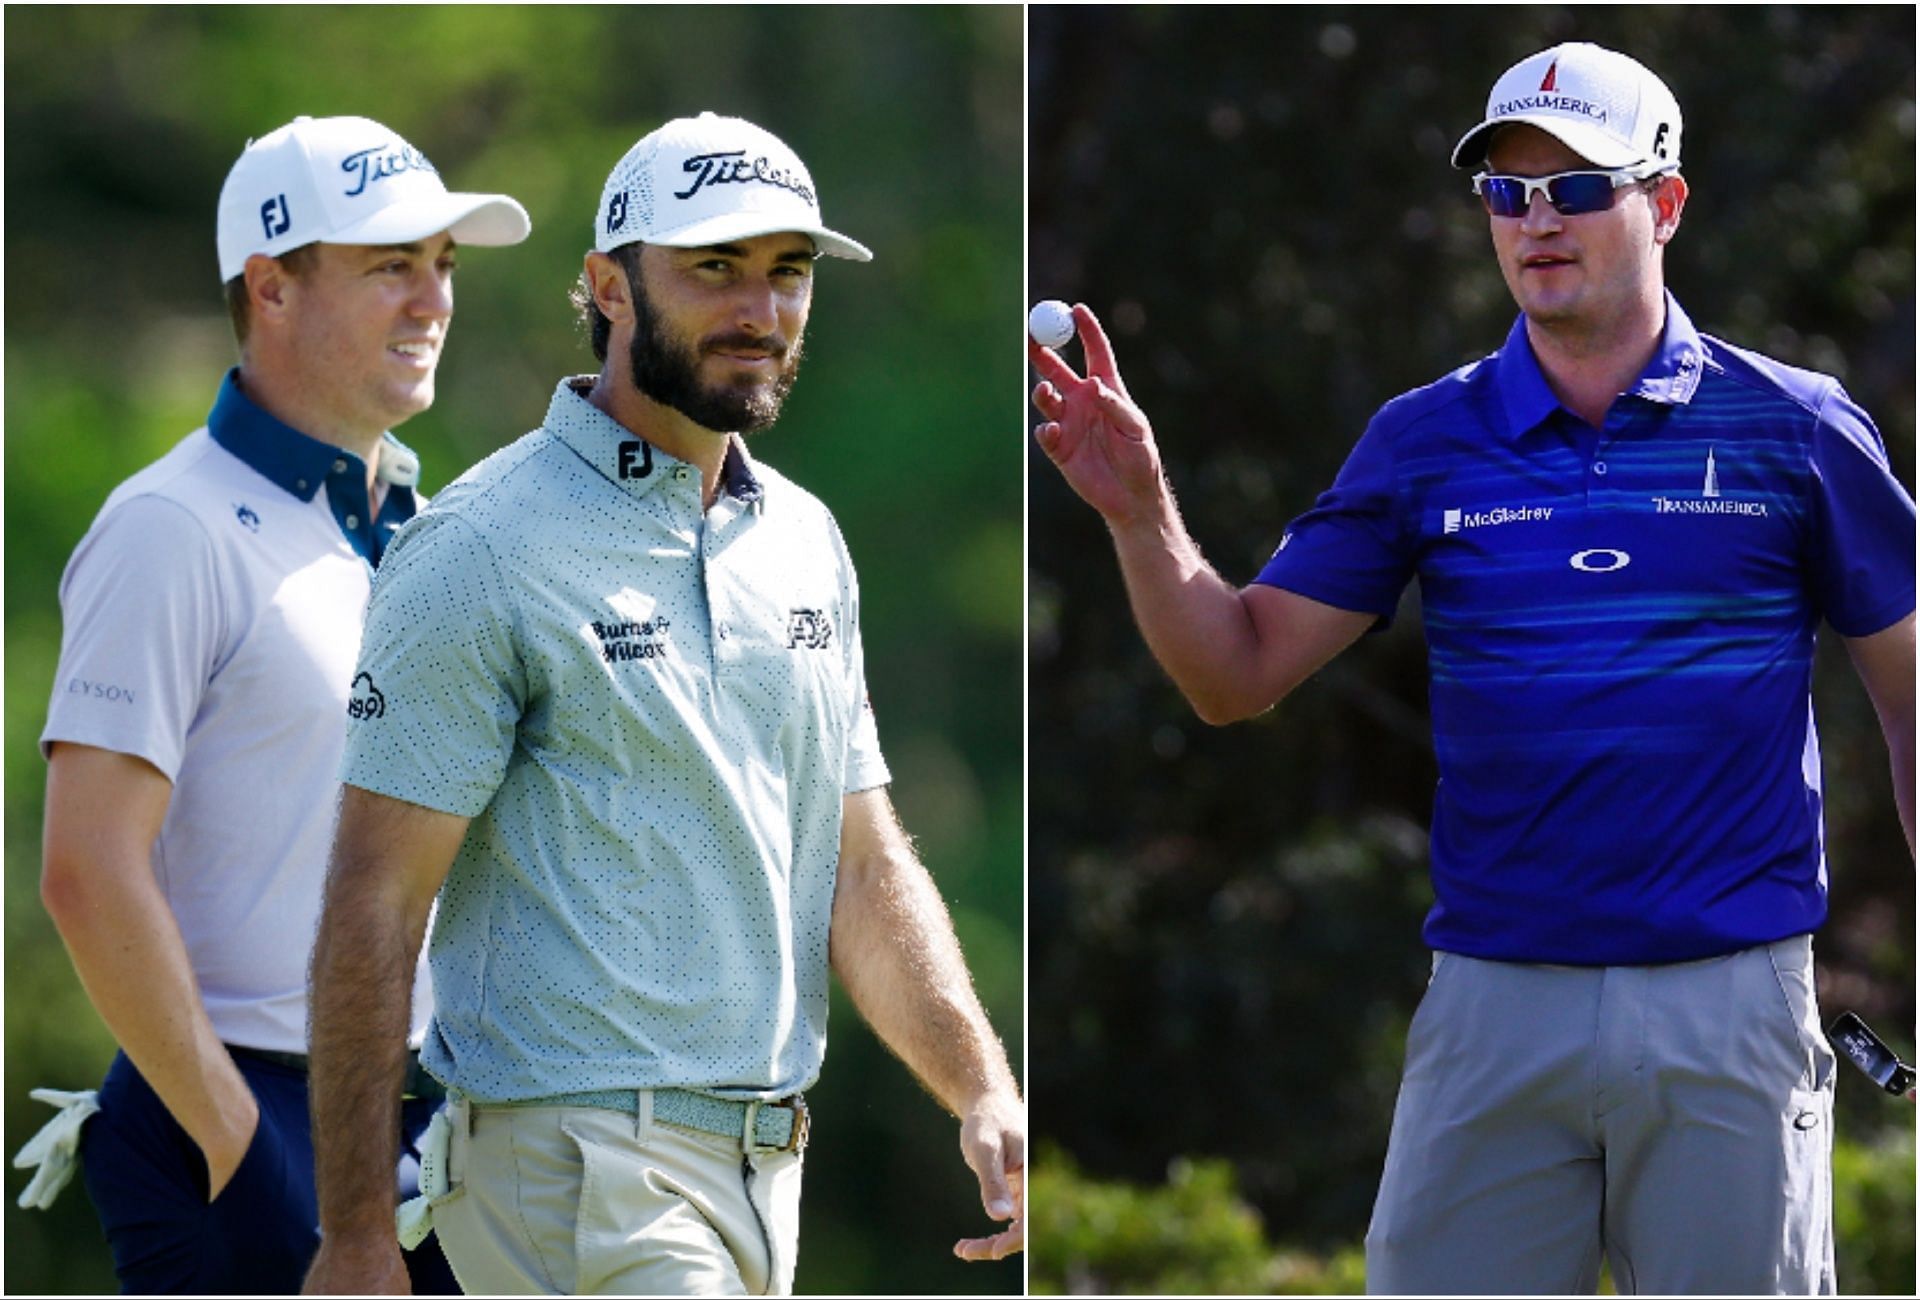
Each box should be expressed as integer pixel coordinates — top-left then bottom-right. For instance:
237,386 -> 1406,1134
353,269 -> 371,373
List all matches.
1807,385 -> 1916,637
41,495 -> 226,778
341,511 -> 525,816
836,536 -> 889,795
1251,410 -> 1416,623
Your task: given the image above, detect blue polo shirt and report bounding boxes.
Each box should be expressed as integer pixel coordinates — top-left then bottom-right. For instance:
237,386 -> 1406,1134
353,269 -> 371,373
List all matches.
1255,294 -> 1915,965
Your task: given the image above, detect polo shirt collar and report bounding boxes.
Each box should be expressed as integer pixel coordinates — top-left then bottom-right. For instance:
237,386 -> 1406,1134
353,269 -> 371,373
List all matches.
208,368 -> 376,501
1493,289 -> 1707,440
544,376 -> 765,508
207,368 -> 419,564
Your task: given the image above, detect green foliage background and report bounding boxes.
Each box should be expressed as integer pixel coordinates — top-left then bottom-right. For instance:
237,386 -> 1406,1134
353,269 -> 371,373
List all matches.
1029,5 -> 1915,1294
4,6 -> 1021,1295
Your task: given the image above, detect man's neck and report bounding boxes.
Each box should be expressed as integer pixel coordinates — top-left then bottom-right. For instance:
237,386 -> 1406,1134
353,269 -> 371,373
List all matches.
1523,286 -> 1667,432
235,364 -> 388,497
584,371 -> 732,511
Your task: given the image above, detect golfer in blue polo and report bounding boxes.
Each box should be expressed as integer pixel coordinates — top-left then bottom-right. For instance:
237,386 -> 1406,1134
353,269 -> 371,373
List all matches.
1032,42 -> 1913,1296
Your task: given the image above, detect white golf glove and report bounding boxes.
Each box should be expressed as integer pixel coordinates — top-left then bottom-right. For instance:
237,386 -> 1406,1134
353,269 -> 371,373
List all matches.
13,1087 -> 101,1210
395,1105 -> 453,1250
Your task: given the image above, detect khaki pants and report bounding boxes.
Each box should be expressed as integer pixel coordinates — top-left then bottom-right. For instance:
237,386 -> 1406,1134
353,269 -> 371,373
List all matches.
1366,936 -> 1836,1296
427,1097 -> 803,1296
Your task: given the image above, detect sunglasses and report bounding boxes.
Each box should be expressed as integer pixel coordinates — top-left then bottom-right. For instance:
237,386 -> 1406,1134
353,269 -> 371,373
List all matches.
1471,167 -> 1663,218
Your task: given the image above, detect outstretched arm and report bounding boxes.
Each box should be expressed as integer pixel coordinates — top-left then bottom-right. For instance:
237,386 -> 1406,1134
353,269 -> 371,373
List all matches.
301,785 -> 470,1296
828,787 -> 1024,1262
1031,305 -> 1373,723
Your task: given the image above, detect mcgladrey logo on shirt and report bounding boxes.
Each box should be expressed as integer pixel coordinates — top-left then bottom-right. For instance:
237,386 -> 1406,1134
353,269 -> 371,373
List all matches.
1443,505 -> 1553,534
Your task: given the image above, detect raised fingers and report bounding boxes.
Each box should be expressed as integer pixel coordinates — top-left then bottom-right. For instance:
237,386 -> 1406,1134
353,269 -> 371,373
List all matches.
1029,335 -> 1084,391
1073,304 -> 1128,397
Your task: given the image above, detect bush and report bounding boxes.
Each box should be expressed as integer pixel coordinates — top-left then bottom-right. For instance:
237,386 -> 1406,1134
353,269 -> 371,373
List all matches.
1030,1146 -> 1365,1295
1833,1127 -> 1916,1296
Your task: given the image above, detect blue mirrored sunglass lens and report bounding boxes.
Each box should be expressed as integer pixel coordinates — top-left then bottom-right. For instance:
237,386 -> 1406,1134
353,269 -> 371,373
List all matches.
1479,178 -> 1529,217
1548,174 -> 1616,213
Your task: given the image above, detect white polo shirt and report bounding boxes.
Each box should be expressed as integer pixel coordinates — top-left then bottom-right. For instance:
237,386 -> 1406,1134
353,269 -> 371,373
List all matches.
342,376 -> 889,1102
41,370 -> 435,1055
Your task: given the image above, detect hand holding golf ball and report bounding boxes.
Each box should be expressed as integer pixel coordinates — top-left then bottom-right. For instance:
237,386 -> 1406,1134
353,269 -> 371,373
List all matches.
1028,303 -> 1164,525
1028,299 -> 1076,349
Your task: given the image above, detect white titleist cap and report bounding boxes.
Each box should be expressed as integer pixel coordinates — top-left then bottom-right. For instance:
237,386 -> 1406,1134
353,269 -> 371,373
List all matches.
1452,43 -> 1683,172
595,112 -> 871,262
216,115 -> 531,281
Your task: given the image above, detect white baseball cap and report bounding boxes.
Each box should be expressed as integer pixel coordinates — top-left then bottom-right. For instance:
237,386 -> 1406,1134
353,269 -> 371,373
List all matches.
216,115 -> 531,281
595,112 -> 871,262
1452,43 -> 1683,172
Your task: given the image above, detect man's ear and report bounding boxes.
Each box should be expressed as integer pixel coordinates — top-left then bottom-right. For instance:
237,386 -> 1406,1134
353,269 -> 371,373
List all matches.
1652,173 -> 1688,247
244,252 -> 297,329
585,250 -> 635,327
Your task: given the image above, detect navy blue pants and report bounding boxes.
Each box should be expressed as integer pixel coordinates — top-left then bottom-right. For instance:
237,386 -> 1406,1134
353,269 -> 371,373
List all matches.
79,1050 -> 459,1295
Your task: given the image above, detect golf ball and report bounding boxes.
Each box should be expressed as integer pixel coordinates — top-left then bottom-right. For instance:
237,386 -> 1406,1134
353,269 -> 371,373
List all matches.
1029,299 -> 1075,349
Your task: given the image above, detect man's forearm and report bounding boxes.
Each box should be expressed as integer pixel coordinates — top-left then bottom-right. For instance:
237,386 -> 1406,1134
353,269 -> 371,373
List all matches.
43,858 -> 258,1172
307,846 -> 427,1238
1107,486 -> 1276,725
830,839 -> 1016,1115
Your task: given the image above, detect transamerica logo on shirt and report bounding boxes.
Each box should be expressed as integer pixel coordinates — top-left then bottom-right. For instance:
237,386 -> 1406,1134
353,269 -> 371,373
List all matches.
1650,497 -> 1769,517
1443,505 -> 1554,534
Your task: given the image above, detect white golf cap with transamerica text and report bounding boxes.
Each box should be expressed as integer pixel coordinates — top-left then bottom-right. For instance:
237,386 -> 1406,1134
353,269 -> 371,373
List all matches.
1452,42 -> 1683,173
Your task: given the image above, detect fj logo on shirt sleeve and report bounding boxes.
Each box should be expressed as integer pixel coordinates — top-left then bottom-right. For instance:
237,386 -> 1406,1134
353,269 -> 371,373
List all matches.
786,609 -> 833,650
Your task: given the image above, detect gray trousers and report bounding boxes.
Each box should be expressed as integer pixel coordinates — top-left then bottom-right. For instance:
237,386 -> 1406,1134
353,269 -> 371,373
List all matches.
1365,936 -> 1836,1296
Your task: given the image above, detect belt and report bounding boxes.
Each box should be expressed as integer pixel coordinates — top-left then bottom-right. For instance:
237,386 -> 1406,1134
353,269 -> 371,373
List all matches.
495,1087 -> 810,1153
226,1045 -> 447,1103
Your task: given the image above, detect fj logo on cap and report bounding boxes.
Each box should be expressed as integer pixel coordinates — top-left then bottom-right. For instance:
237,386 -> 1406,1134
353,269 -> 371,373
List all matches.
260,194 -> 291,239
607,192 -> 629,233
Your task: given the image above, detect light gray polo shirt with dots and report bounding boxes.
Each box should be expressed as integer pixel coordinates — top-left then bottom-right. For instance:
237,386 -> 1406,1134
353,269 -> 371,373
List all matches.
341,376 -> 890,1102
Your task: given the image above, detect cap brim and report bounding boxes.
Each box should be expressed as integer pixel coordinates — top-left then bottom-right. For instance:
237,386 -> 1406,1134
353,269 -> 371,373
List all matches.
1451,116 -> 1647,171
617,210 -> 872,262
328,192 -> 532,248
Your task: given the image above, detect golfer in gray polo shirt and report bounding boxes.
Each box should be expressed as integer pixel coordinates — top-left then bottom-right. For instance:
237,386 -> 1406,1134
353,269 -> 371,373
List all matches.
300,113 -> 1023,1296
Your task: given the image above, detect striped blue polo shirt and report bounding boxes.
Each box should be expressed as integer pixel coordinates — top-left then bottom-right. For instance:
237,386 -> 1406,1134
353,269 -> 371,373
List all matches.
1256,293 -> 1915,965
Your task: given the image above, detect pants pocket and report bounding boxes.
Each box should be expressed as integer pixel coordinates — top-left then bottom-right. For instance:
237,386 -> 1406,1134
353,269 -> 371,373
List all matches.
567,1118 -> 750,1296
1764,938 -> 1836,1094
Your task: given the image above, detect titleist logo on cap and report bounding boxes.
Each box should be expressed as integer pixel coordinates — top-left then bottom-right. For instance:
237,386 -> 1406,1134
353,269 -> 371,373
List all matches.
675,150 -> 816,206
339,143 -> 438,198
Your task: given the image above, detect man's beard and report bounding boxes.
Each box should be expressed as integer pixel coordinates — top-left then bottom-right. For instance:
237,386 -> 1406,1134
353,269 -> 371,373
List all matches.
627,275 -> 803,434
